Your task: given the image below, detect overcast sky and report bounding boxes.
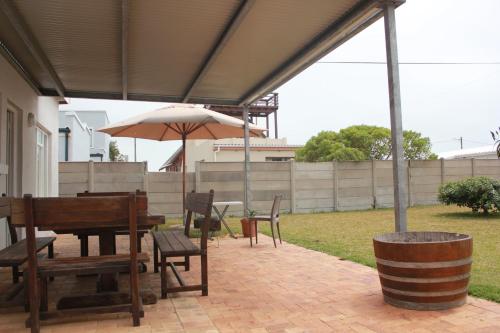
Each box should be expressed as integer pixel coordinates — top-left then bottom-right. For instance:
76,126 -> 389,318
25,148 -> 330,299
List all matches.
60,0 -> 500,171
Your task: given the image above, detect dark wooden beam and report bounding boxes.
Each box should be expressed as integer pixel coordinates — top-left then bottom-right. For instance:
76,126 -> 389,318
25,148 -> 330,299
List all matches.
121,0 -> 128,100
0,0 -> 65,97
238,0 -> 388,106
181,0 -> 255,103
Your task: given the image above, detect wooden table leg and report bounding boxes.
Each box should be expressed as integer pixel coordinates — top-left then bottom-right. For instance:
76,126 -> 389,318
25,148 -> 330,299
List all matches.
97,231 -> 118,292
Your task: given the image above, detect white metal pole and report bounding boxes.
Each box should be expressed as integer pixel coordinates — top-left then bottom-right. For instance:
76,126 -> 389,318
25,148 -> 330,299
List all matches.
134,138 -> 137,162
384,3 -> 407,232
243,104 -> 251,217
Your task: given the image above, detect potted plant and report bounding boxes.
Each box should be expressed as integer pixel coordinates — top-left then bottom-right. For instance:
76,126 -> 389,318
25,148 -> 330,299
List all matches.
373,231 -> 472,310
240,209 -> 257,238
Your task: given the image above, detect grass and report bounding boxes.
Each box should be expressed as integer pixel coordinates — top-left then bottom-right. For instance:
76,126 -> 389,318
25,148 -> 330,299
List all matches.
163,205 -> 500,303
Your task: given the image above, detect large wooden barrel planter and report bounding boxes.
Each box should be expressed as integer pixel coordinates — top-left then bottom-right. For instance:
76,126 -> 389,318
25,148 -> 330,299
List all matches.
373,232 -> 472,311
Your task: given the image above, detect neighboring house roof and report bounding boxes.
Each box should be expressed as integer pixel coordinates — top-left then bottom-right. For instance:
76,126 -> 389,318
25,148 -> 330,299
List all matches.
439,145 -> 497,159
59,110 -> 92,134
159,146 -> 183,171
158,141 -> 303,171
74,110 -> 110,124
213,143 -> 303,151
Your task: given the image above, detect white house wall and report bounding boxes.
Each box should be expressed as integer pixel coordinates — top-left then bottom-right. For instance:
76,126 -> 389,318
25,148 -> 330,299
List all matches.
68,116 -> 91,161
74,111 -> 110,161
0,55 -> 59,248
59,111 -> 92,161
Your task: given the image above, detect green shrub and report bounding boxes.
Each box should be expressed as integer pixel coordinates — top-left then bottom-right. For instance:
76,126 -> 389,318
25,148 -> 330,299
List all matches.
438,176 -> 500,214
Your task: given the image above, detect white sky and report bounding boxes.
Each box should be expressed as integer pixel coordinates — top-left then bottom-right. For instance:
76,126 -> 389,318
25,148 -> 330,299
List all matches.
60,0 -> 500,171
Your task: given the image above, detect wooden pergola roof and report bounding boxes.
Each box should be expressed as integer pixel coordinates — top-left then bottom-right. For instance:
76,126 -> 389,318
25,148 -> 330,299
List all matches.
0,0 -> 402,106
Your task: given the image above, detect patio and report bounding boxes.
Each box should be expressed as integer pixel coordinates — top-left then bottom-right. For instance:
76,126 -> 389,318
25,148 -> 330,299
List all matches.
1,233 -> 499,332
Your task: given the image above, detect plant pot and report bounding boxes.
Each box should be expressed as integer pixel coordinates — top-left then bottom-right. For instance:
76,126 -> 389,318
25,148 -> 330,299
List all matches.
240,218 -> 256,238
373,231 -> 472,311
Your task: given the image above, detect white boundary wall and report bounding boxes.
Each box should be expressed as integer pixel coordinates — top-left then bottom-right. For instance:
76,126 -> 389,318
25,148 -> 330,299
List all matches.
59,159 -> 500,217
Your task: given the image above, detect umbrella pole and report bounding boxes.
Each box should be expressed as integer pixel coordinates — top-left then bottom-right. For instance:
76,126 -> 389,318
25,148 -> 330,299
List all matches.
182,134 -> 186,225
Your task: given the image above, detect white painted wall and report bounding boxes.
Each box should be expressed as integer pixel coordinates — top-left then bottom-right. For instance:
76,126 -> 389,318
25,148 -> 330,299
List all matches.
59,111 -> 91,161
0,55 -> 59,248
74,111 -> 110,161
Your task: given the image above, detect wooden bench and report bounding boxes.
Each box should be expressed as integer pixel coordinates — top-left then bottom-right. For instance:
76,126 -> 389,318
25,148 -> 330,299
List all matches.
0,196 -> 55,290
21,194 -> 146,333
152,190 -> 214,299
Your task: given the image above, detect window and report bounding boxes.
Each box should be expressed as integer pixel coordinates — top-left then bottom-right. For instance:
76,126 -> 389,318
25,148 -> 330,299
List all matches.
6,110 -> 15,195
265,157 -> 291,162
36,128 -> 49,197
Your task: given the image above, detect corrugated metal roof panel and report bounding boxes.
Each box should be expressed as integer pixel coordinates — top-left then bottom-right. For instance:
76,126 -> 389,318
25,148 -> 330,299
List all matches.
13,0 -> 122,92
0,0 -> 395,104
128,0 -> 240,97
192,0 -> 362,100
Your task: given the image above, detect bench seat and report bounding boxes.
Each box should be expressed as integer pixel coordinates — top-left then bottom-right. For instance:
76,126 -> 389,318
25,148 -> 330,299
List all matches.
152,230 -> 200,257
0,237 -> 55,266
38,253 -> 149,277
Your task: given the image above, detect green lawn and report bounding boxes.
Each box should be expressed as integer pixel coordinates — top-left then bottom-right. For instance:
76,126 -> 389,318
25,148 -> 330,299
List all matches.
164,205 -> 500,303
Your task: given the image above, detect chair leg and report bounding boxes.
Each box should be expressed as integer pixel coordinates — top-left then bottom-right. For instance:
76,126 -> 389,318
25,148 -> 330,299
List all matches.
255,221 -> 258,244
201,253 -> 208,296
24,271 -> 29,312
270,222 -> 277,248
48,244 -> 54,281
249,227 -> 253,247
27,277 -> 40,333
130,257 -> 140,326
153,241 -> 159,274
160,255 -> 167,299
12,266 -> 19,284
185,256 -> 190,271
48,243 -> 54,259
137,235 -> 142,253
39,278 -> 48,312
276,222 -> 282,245
80,235 -> 88,257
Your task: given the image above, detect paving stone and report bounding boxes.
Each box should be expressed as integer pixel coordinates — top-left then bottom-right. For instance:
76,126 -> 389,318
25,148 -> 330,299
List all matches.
0,233 -> 499,332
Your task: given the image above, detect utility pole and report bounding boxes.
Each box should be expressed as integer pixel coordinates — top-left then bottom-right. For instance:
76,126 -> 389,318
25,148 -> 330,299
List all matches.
384,2 -> 407,232
134,138 -> 137,161
460,137 -> 463,150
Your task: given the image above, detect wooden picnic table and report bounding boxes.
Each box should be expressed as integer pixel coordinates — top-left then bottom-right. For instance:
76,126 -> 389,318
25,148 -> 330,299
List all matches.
38,214 -> 164,293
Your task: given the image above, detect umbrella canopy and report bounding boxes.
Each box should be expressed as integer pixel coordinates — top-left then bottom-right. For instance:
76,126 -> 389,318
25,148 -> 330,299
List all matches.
98,104 -> 265,140
98,104 -> 266,222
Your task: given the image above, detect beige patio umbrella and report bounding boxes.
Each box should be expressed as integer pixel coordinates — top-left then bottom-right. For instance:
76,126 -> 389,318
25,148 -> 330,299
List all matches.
98,104 -> 266,218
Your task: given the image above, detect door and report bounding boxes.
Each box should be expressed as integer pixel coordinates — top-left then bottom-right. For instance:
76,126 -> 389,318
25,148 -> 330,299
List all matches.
36,127 -> 49,197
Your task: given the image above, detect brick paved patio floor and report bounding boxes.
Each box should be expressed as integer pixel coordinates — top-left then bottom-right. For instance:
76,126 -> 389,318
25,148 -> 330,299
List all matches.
1,233 -> 499,332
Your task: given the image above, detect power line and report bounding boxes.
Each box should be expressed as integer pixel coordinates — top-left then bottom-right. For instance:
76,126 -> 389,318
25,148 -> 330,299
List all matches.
316,61 -> 500,65
462,139 -> 493,146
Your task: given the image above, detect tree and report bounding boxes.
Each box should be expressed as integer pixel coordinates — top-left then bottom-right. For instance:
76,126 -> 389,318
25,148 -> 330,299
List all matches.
491,127 -> 500,158
403,130 -> 438,160
109,140 -> 126,161
296,125 -> 437,162
338,125 -> 392,159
